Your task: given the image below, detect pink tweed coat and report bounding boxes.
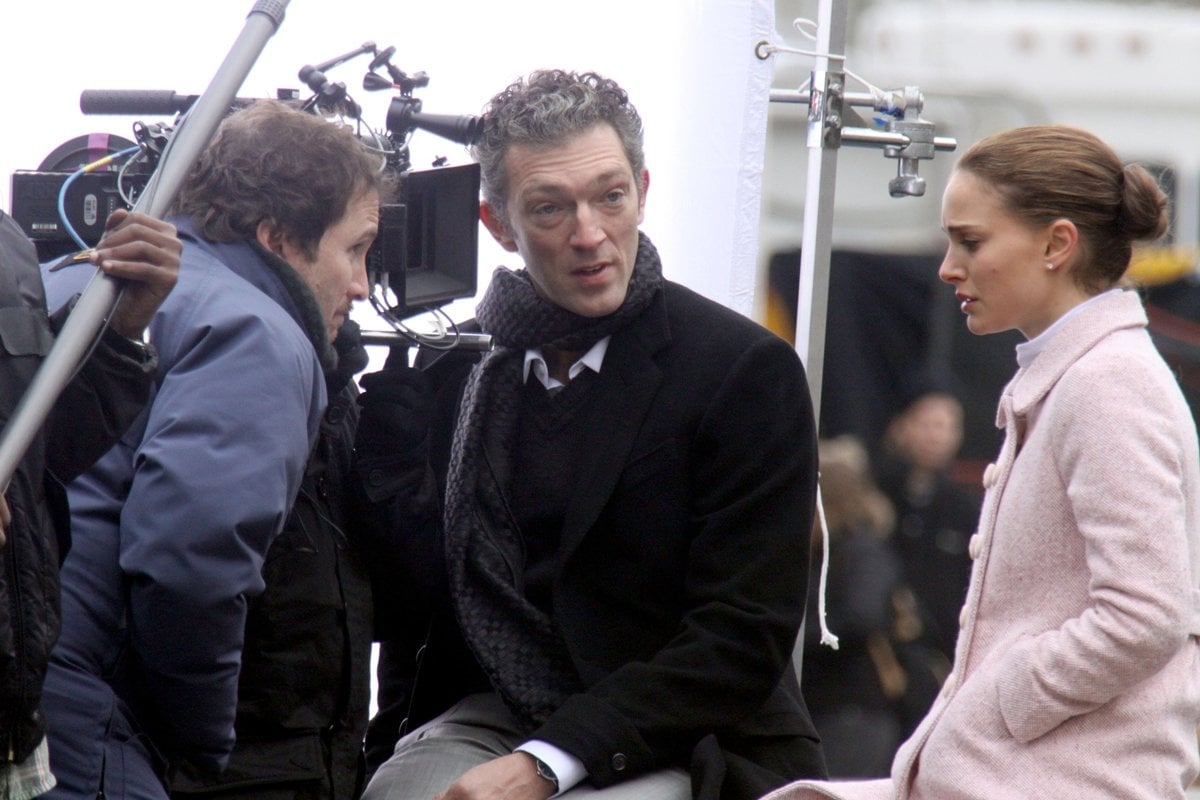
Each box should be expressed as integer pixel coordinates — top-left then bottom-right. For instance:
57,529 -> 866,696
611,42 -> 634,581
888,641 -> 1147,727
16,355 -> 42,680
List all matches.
767,290 -> 1200,800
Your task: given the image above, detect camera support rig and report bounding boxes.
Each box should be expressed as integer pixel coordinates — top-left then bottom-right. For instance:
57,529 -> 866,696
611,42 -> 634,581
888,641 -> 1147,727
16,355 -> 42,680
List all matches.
755,0 -> 957,677
23,39 -> 485,340
290,42 -> 484,334
756,3 -> 957,422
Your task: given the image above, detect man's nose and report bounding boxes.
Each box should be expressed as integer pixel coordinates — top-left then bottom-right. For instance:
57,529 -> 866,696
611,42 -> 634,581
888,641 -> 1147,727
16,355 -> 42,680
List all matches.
349,259 -> 370,300
569,205 -> 606,249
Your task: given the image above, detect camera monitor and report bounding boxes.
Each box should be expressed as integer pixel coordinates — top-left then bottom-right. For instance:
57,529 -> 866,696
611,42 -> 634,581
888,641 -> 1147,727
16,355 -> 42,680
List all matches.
369,161 -> 481,318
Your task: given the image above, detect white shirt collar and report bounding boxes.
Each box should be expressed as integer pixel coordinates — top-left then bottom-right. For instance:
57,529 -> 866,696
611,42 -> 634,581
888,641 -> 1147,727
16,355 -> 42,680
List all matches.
1015,287 -> 1124,368
523,336 -> 611,390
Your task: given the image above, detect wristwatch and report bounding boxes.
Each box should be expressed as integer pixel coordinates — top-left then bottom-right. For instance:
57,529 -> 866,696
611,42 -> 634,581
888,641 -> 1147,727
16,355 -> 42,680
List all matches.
526,753 -> 559,791
103,326 -> 154,361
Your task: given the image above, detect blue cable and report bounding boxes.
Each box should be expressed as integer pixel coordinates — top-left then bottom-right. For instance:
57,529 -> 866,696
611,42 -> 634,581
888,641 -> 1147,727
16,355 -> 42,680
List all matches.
56,145 -> 140,250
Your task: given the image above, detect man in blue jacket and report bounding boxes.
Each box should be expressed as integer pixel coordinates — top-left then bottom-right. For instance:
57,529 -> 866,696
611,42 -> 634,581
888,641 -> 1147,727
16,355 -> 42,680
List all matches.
37,100 -> 388,800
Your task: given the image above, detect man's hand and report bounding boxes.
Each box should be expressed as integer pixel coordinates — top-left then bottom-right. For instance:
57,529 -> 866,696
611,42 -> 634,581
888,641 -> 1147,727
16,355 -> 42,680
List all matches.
93,208 -> 181,340
433,753 -> 556,800
0,494 -> 9,549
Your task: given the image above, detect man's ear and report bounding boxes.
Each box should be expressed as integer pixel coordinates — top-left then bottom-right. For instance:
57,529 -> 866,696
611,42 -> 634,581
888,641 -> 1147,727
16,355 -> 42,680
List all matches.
480,201 -> 519,253
637,168 -> 650,224
256,220 -> 287,258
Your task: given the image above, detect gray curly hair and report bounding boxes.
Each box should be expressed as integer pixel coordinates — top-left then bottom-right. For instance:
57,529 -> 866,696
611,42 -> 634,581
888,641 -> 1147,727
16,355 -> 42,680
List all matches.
470,69 -> 645,228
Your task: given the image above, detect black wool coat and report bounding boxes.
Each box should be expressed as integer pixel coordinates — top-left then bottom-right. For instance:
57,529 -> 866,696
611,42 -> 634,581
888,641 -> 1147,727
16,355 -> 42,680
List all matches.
359,280 -> 827,800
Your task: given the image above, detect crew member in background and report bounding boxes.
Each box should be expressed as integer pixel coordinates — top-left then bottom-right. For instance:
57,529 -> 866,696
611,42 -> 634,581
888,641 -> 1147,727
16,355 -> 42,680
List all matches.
1,206 -> 181,800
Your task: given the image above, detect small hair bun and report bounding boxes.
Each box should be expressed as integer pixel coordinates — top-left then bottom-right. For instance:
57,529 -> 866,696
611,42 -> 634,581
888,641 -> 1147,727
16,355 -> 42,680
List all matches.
1119,163 -> 1169,241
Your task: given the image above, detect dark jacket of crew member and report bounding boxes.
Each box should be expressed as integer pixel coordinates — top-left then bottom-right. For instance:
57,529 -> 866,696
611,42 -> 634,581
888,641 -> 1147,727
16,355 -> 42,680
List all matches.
170,328 -> 373,800
0,211 -> 158,763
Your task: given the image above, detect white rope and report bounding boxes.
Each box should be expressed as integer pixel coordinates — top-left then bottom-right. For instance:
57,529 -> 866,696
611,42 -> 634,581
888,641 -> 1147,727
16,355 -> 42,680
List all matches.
760,17 -> 896,117
814,477 -> 840,649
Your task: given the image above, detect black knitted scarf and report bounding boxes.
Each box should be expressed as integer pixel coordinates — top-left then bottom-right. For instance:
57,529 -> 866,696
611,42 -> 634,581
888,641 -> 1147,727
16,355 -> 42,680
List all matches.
443,232 -> 663,729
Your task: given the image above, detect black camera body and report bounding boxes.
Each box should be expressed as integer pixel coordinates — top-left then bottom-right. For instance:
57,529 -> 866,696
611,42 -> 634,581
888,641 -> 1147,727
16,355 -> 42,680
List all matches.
9,132 -> 153,263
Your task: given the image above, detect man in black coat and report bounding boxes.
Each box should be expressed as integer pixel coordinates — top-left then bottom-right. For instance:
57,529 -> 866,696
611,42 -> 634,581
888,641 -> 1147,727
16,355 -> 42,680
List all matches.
356,69 -> 826,800
0,207 -> 180,798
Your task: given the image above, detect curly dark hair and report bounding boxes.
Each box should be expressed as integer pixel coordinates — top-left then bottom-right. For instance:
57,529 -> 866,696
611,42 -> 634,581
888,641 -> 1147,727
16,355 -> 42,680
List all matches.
470,69 -> 644,228
171,100 -> 392,258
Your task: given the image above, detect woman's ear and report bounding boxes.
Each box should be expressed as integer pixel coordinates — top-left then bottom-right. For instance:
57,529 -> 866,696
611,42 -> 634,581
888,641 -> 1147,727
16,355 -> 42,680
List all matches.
1045,217 -> 1079,268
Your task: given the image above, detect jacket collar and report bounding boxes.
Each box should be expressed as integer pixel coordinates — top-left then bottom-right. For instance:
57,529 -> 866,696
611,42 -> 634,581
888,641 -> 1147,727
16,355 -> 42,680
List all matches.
170,216 -> 336,372
997,289 -> 1147,427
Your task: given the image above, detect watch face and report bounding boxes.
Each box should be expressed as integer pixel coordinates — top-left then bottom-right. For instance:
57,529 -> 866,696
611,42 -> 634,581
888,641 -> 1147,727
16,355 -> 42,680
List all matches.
533,757 -> 558,787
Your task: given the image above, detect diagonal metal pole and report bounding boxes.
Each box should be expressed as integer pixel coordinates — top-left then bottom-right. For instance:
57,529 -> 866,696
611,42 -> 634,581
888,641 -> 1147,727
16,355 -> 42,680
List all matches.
0,0 -> 290,491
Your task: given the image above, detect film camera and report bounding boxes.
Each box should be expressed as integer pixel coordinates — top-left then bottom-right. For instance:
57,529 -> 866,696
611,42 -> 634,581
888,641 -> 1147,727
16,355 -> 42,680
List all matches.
8,41 -> 483,325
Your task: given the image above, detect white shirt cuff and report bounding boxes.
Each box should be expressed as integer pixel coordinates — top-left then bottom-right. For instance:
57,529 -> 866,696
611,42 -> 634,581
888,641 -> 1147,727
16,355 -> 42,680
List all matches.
515,740 -> 588,796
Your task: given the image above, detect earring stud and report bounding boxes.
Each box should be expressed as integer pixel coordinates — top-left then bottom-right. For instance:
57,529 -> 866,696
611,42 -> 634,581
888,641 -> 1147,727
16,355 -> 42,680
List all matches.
1045,261 -> 1055,271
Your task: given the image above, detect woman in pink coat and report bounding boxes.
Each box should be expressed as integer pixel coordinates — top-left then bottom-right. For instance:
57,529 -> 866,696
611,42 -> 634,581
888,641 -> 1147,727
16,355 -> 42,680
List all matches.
767,125 -> 1200,799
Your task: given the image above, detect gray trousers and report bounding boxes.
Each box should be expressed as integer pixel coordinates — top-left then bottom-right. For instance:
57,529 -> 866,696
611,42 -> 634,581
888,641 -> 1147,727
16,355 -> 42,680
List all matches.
361,693 -> 690,800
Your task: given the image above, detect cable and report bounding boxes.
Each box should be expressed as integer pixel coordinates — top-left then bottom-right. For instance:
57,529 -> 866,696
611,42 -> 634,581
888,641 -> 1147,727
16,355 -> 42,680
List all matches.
55,145 -> 140,249
760,17 -> 896,120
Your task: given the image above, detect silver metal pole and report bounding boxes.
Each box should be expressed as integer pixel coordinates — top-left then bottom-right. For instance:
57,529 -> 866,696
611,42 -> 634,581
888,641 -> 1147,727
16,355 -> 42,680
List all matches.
786,0 -> 849,683
793,0 -> 848,422
0,0 -> 290,491
360,329 -> 495,352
